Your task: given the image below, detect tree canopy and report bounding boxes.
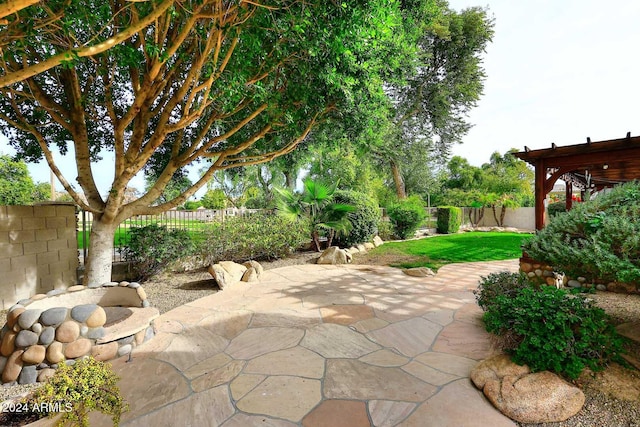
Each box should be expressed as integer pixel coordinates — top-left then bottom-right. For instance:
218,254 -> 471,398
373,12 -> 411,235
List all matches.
0,154 -> 50,204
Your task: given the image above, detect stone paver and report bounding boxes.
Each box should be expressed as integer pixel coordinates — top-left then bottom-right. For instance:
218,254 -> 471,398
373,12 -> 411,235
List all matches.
104,259 -> 521,426
302,400 -> 370,427
237,376 -> 322,421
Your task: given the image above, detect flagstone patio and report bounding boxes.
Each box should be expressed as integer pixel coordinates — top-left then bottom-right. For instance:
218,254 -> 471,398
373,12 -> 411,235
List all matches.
81,260 -> 520,427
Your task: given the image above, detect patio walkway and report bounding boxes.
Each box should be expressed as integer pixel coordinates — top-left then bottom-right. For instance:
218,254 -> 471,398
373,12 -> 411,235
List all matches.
90,260 -> 521,426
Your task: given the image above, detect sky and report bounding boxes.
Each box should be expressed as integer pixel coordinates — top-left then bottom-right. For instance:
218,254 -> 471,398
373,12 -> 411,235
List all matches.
2,0 -> 640,194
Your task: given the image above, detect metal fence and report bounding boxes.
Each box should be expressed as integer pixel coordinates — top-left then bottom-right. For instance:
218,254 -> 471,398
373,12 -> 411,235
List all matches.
78,208 -> 266,263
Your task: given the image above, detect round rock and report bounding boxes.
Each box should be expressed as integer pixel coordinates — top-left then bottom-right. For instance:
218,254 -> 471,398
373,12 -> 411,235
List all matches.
17,309 -> 42,330
38,327 -> 55,346
87,282 -> 102,289
567,280 -> 582,288
1,332 -> 17,357
15,330 -> 39,348
30,294 -> 47,301
136,287 -> 147,300
71,304 -> 99,323
91,342 -> 119,362
86,307 -> 107,328
117,344 -> 132,357
22,345 -> 46,365
31,323 -> 42,335
2,350 -> 24,383
67,285 -> 85,292
86,327 -> 105,340
6,308 -> 25,328
18,364 -> 37,385
37,368 -> 56,383
40,307 -> 68,326
128,282 -> 141,289
64,339 -> 92,359
46,289 -> 65,297
46,342 -> 65,364
56,321 -> 80,343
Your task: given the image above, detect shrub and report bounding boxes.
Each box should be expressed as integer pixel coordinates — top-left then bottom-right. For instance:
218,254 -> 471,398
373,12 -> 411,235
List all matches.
387,198 -> 426,240
376,219 -> 395,241
201,189 -> 227,209
29,357 -> 128,427
547,201 -> 566,217
483,286 -> 625,379
436,206 -> 462,234
332,190 -> 380,247
474,271 -> 535,311
123,224 -> 194,281
523,181 -> 640,284
182,200 -> 202,210
198,213 -> 309,263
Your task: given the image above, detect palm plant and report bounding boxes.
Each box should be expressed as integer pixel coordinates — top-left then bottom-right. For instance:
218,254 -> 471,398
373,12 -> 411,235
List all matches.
276,179 -> 354,252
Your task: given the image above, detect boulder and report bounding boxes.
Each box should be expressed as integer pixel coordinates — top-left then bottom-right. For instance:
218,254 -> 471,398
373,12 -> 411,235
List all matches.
316,246 -> 352,265
243,260 -> 264,277
373,236 -> 384,247
403,267 -> 435,277
241,267 -> 259,282
471,354 -> 585,424
219,261 -> 248,282
364,242 -> 375,250
208,264 -> 233,290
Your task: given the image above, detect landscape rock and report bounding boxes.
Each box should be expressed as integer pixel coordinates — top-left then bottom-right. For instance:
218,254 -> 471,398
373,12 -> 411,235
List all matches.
219,261 -> 248,282
208,263 -> 234,290
373,236 -> 384,247
471,354 -> 585,423
241,267 -> 259,282
86,306 -> 107,327
56,321 -> 80,343
6,308 -> 24,328
40,307 -> 68,326
46,342 -> 64,364
71,304 -> 98,323
37,368 -> 56,382
15,330 -> 38,348
38,327 -> 55,346
364,242 -> 375,250
403,267 -> 435,277
92,342 -> 119,361
22,345 -> 46,365
1,332 -> 16,356
2,350 -> 24,383
317,246 -> 353,265
243,260 -> 264,277
18,365 -> 37,384
17,309 -> 42,330
64,338 -> 92,359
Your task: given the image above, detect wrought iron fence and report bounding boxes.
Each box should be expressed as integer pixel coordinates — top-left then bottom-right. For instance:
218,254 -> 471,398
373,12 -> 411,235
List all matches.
78,208 -> 265,264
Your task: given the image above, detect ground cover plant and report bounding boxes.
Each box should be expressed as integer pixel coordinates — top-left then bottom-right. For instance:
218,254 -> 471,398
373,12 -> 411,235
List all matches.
523,181 -> 640,284
476,272 -> 626,380
363,232 -> 532,270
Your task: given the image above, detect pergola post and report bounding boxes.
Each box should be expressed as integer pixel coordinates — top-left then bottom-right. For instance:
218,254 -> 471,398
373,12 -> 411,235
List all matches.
565,183 -> 573,210
534,159 -> 546,230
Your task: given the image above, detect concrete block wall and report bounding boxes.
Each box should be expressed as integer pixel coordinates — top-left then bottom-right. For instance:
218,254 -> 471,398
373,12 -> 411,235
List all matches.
0,203 -> 79,309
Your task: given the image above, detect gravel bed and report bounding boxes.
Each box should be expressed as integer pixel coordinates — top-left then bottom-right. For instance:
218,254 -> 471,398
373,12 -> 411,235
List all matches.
1,253 -> 638,426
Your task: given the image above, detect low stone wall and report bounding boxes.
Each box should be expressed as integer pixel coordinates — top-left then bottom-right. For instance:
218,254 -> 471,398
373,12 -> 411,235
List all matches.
519,255 -> 639,294
0,282 -> 158,384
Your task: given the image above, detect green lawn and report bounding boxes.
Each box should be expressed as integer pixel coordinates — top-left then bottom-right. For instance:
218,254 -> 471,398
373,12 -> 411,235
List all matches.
369,232 -> 533,270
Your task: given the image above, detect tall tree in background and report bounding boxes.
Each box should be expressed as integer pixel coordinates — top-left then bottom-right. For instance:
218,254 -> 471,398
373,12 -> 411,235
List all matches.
0,154 -> 49,204
379,2 -> 494,198
0,0 -> 402,284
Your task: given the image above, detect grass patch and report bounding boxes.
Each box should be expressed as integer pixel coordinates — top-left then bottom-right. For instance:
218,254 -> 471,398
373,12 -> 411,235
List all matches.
366,232 -> 533,270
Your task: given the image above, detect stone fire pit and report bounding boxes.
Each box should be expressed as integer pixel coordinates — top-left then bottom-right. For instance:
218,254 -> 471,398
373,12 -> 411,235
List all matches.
0,282 -> 159,384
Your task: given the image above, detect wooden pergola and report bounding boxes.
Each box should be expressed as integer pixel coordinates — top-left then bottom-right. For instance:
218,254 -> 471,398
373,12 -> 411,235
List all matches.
514,133 -> 640,230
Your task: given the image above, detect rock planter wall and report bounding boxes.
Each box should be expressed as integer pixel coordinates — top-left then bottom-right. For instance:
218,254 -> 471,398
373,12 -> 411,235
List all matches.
0,282 -> 158,385
519,254 -> 639,294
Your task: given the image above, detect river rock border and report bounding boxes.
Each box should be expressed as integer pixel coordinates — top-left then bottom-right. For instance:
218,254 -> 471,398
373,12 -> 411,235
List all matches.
519,254 -> 639,294
0,281 -> 156,385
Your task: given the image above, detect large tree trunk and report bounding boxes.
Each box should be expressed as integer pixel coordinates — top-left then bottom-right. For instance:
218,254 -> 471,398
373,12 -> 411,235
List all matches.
283,170 -> 296,190
390,160 -> 407,199
83,217 -> 118,286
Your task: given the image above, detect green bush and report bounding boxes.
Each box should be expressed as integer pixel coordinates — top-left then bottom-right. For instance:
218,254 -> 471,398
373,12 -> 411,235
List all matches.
30,357 -> 128,427
474,271 -> 535,311
182,200 -> 202,211
201,189 -> 227,209
123,224 -> 194,281
523,181 -> 640,284
483,286 -> 625,379
436,206 -> 461,234
547,201 -> 567,217
387,198 -> 426,240
332,190 -> 380,247
198,213 -> 309,263
376,219 -> 395,240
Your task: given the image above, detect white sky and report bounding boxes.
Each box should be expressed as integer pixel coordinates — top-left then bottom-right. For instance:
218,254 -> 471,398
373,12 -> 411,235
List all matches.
448,0 -> 640,165
2,0 -> 640,194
